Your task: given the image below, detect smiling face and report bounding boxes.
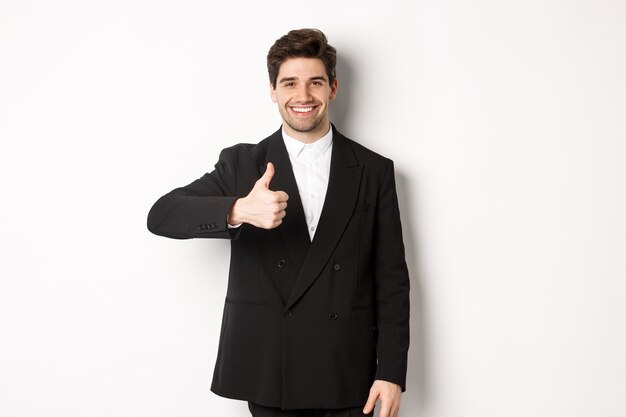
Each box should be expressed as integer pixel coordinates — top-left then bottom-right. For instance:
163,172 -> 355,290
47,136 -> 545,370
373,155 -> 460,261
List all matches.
270,57 -> 338,143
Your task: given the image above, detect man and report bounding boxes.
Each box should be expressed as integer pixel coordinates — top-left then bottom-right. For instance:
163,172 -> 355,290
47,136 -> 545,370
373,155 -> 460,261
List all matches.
147,29 -> 410,417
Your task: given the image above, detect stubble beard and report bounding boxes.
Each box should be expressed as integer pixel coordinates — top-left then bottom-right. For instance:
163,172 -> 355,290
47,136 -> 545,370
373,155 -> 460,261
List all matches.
280,106 -> 325,133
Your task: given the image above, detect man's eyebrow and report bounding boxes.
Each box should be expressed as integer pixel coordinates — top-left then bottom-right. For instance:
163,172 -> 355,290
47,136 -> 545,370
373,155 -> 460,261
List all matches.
278,76 -> 297,84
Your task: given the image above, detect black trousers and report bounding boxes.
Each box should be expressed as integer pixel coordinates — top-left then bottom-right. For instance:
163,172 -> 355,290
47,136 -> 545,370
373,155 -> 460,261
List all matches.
248,402 -> 374,417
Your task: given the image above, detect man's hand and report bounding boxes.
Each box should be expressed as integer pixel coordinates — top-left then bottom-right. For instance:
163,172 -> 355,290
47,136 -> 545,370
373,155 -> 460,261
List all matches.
363,380 -> 402,417
228,162 -> 289,229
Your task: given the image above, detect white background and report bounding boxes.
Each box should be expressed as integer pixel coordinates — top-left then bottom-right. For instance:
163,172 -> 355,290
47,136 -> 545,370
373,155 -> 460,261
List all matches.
1,1 -> 625,416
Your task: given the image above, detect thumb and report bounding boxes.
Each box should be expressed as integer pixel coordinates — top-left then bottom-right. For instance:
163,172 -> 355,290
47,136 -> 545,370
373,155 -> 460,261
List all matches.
258,162 -> 275,189
363,387 -> 378,414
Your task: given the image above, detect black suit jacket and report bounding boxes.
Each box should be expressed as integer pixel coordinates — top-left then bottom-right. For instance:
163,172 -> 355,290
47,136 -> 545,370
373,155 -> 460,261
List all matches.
147,126 -> 410,410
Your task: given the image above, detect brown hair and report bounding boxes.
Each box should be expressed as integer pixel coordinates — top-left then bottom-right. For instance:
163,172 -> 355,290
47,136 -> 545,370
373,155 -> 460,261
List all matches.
267,28 -> 336,89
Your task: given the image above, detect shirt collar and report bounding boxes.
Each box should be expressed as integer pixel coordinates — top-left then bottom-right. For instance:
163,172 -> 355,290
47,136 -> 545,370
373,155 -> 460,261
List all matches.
282,125 -> 333,160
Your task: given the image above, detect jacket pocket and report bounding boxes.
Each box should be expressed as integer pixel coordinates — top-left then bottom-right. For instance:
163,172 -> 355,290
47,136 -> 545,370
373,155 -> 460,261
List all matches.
225,297 -> 267,306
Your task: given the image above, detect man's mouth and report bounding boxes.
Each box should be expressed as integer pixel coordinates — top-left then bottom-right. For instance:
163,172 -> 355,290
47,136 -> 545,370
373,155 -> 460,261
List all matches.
289,106 -> 317,115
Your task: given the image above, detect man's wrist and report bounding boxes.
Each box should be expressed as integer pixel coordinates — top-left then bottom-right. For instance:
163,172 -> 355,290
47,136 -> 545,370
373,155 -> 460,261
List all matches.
227,198 -> 244,226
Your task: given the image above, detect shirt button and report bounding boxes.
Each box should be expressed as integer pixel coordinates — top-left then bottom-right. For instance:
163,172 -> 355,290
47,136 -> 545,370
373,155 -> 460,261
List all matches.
277,259 -> 286,268
333,263 -> 341,271
328,313 -> 338,320
310,227 -> 315,232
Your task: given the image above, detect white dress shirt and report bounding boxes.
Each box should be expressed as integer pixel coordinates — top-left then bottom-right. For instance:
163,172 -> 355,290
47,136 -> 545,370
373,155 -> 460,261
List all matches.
282,127 -> 333,241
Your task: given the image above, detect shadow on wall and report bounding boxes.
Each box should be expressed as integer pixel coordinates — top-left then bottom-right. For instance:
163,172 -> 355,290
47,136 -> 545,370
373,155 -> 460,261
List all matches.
330,54 -> 353,129
395,171 -> 428,416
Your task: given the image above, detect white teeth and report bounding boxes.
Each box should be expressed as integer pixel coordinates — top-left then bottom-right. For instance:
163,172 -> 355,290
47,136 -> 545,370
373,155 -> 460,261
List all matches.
292,107 -> 313,113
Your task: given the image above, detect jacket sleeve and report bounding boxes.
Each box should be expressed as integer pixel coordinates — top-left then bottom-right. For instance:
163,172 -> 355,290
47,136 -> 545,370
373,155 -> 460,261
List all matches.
147,147 -> 242,239
373,160 -> 411,390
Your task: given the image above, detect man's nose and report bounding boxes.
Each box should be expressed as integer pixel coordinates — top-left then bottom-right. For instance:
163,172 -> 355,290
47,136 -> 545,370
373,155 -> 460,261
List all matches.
295,85 -> 312,102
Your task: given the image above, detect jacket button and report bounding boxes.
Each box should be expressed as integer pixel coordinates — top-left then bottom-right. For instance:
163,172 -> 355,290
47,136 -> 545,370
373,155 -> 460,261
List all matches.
284,311 -> 292,318
333,263 -> 341,271
328,312 -> 338,320
277,259 -> 287,268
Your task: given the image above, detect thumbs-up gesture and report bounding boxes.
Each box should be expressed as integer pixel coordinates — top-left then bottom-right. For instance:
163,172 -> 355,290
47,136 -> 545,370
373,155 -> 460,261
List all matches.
228,162 -> 289,229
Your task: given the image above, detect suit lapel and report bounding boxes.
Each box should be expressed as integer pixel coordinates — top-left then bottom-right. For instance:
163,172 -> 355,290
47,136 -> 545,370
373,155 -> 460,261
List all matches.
263,131 -> 311,273
285,128 -> 363,311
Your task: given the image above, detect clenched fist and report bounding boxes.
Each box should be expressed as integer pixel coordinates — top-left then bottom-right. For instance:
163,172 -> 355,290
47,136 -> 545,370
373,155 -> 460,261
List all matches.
228,162 -> 289,229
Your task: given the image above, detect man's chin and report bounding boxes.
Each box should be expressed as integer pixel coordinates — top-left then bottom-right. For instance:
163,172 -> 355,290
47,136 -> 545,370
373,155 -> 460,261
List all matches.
285,120 -> 323,133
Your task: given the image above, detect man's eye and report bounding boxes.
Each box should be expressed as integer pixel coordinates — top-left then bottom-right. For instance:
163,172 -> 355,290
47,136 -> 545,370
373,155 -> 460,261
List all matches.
284,82 -> 295,87
311,81 -> 322,86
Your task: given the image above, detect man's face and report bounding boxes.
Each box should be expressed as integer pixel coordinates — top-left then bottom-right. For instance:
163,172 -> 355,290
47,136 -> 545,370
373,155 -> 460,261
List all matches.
270,57 -> 338,143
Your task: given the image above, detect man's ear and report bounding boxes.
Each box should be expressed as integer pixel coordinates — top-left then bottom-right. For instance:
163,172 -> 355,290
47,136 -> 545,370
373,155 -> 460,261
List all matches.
330,78 -> 339,101
270,82 -> 277,103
